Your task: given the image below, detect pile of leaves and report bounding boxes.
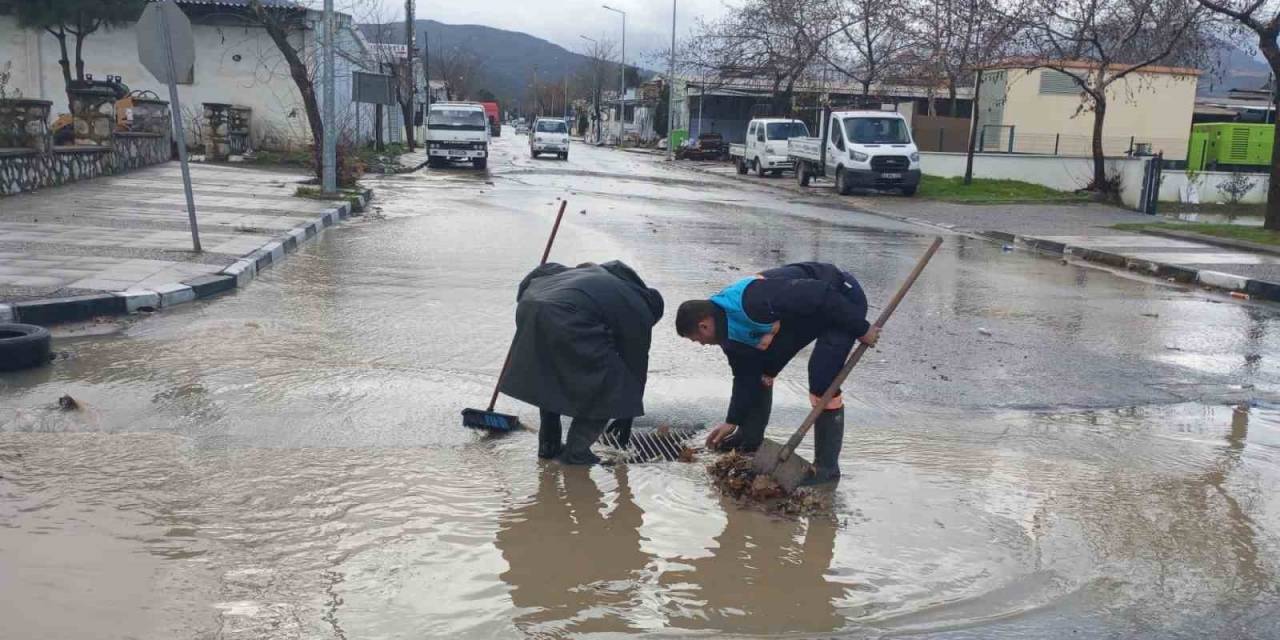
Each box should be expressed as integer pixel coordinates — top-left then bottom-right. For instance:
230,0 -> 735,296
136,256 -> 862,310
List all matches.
707,451 -> 831,516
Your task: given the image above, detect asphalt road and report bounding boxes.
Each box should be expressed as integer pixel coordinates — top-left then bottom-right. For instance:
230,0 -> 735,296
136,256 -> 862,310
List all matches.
2,130 -> 1278,639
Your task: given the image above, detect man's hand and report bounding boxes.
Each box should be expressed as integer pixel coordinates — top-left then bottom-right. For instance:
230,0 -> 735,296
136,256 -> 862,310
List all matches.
706,422 -> 738,449
859,326 -> 881,347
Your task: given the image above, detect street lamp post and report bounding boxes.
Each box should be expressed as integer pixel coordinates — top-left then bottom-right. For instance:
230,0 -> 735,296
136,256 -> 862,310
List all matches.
602,4 -> 625,147
666,0 -> 676,160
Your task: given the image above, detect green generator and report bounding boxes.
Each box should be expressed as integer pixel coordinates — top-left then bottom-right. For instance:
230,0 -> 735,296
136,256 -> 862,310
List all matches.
1186,123 -> 1274,171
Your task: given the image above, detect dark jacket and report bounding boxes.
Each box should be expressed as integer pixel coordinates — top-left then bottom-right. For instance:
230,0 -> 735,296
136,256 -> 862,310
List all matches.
717,262 -> 869,424
500,261 -> 664,420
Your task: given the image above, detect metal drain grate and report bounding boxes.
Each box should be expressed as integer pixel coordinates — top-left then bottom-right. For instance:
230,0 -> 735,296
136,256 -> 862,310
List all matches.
599,426 -> 703,463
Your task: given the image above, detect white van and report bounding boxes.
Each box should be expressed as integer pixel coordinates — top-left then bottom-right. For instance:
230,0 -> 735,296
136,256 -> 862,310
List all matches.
788,110 -> 921,196
728,118 -> 810,176
425,102 -> 490,170
530,118 -> 571,160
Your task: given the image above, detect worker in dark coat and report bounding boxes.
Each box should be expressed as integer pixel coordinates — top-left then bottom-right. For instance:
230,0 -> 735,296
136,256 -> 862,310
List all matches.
674,262 -> 879,485
501,260 -> 665,464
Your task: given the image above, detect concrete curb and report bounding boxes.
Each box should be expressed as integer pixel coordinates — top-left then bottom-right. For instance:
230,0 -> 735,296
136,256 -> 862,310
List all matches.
5,191 -> 371,327
981,230 -> 1280,303
1132,227 -> 1280,257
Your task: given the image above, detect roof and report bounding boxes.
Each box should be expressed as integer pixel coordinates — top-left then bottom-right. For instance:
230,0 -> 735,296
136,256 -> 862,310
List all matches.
984,58 -> 1201,76
750,118 -> 805,123
831,110 -> 907,118
177,0 -> 303,7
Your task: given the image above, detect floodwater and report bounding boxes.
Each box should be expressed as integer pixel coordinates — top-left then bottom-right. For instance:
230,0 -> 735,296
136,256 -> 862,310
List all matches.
3,134 -> 1280,639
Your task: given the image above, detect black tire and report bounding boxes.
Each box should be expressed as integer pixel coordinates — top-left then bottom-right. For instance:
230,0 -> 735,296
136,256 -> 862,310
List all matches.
0,323 -> 52,372
901,186 -> 917,196
836,167 -> 853,195
771,169 -> 783,177
472,158 -> 487,170
755,158 -> 766,177
735,157 -> 747,174
530,150 -> 538,158
797,162 -> 811,187
426,157 -> 442,169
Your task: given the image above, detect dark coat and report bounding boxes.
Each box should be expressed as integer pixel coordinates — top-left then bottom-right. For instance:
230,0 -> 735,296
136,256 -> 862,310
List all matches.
500,261 -> 664,420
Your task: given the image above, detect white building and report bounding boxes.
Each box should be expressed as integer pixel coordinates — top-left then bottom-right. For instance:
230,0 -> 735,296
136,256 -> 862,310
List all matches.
0,0 -> 379,150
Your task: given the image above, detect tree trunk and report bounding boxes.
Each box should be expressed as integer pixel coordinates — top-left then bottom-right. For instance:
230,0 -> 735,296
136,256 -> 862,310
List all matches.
374,103 -> 384,151
74,29 -> 86,81
257,10 -> 324,177
1090,95 -> 1108,193
400,98 -> 415,150
49,28 -> 73,108
948,82 -> 958,117
1261,39 -> 1280,230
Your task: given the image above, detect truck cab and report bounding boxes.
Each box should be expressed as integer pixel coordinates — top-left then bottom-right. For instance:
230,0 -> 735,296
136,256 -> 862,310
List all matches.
529,118 -> 570,160
425,102 -> 490,170
733,118 -> 809,176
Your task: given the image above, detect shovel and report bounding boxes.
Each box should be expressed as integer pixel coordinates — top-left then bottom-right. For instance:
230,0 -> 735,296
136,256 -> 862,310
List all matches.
752,236 -> 944,492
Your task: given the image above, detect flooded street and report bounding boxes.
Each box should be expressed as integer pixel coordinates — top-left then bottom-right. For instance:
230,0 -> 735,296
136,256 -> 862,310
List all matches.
3,133 -> 1280,639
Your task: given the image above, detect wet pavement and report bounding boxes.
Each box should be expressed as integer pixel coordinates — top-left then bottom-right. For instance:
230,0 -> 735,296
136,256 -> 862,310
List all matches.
3,130 -> 1280,639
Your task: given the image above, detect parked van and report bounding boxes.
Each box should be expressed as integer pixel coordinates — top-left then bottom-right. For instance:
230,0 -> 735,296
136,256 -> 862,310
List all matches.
788,110 -> 920,196
728,118 -> 810,176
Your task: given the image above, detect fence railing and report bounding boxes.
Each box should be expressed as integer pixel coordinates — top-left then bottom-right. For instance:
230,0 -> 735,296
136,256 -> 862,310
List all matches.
912,123 -> 1187,159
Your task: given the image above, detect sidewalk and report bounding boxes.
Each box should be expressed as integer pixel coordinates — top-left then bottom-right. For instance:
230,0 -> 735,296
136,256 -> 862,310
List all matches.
0,162 -> 368,325
679,159 -> 1280,303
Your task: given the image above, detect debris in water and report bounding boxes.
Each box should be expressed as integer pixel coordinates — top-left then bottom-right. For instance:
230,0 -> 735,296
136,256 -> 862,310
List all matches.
57,394 -> 78,411
579,209 -> 587,215
1231,291 -> 1250,300
708,451 -> 831,516
1141,313 -> 1159,318
978,327 -> 993,336
1002,244 -> 1014,252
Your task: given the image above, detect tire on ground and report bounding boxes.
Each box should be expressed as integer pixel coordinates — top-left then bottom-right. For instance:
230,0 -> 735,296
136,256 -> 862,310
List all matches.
836,167 -> 852,195
473,158 -> 488,170
797,162 -> 810,186
901,186 -> 917,196
0,323 -> 52,372
736,157 -> 747,175
755,158 -> 766,177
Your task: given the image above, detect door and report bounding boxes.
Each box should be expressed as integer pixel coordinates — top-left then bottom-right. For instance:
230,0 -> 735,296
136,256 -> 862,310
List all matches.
827,117 -> 846,172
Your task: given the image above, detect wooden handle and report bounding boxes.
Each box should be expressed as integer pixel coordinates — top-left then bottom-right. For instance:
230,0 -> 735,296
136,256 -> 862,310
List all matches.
778,236 -> 944,458
486,200 -> 569,412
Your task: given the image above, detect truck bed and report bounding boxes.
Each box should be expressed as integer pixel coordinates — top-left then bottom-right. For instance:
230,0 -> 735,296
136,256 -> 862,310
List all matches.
728,143 -> 745,157
788,137 -> 822,161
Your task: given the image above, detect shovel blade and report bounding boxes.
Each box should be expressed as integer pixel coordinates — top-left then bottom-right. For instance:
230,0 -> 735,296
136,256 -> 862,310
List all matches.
752,438 -> 813,493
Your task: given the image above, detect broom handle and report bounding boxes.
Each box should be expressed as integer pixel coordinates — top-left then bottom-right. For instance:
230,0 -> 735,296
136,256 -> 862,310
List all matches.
777,236 -> 943,459
486,200 -> 568,412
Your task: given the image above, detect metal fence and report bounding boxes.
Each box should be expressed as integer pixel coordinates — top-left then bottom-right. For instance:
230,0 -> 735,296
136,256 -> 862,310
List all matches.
912,123 -> 1188,159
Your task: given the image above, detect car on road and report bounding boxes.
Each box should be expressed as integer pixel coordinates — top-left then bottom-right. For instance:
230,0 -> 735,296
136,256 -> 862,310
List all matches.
678,132 -> 729,160
789,110 -> 920,196
425,102 -> 490,170
530,118 -> 570,160
729,118 -> 809,176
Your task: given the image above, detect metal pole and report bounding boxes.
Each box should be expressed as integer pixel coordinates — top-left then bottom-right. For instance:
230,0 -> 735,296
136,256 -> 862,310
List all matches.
1054,132 -> 1060,155
158,0 -> 200,252
666,0 -> 676,160
321,0 -> 336,193
963,68 -> 982,185
604,5 -> 625,146
697,80 -> 704,138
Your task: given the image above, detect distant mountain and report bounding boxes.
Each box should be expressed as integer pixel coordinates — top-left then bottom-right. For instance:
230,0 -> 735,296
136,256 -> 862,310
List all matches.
360,20 -> 609,111
1200,43 -> 1272,95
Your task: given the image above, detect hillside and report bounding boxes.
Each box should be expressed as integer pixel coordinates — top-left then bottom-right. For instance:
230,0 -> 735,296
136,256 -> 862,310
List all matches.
360,20 -> 600,110
1201,44 -> 1272,95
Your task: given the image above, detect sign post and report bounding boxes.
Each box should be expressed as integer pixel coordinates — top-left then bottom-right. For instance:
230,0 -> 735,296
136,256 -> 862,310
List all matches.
137,0 -> 201,252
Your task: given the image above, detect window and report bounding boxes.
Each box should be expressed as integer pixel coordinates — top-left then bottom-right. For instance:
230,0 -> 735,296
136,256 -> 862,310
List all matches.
427,108 -> 486,130
844,117 -> 910,144
1039,70 -> 1080,95
765,121 -> 809,140
830,118 -> 845,150
535,120 -> 567,133
747,122 -> 756,137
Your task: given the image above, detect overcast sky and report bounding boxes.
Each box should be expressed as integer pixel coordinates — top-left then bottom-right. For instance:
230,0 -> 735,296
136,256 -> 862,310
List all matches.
360,0 -> 729,66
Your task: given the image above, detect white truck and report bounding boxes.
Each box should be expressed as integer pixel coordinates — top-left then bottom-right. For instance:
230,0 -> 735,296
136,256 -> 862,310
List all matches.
788,110 -> 921,196
425,102 -> 490,170
728,118 -> 810,177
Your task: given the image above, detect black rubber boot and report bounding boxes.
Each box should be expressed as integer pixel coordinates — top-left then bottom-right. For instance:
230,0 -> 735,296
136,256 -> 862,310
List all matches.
538,410 -> 563,460
802,407 -> 844,486
716,385 -> 772,453
559,418 -> 606,465
604,418 -> 634,448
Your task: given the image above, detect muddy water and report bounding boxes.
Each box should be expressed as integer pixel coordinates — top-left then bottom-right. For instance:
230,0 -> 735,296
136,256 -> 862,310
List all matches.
3,138 -> 1280,638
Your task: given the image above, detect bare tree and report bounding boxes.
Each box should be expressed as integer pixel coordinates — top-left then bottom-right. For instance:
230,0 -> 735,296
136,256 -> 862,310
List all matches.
1195,0 -> 1280,229
824,0 -> 911,97
433,44 -> 481,101
1018,0 -> 1212,194
577,37 -> 618,143
907,0 -> 1026,115
246,0 -> 324,158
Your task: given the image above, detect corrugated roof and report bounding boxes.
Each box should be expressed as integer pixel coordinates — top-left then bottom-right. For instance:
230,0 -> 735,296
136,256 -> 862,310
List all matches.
176,0 -> 304,8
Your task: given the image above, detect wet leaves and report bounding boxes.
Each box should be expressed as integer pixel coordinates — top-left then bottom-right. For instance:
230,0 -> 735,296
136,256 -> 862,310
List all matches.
707,451 -> 831,517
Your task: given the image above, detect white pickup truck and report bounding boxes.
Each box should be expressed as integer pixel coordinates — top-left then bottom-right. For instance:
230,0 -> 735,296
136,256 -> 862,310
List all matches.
788,110 -> 921,196
728,118 -> 810,177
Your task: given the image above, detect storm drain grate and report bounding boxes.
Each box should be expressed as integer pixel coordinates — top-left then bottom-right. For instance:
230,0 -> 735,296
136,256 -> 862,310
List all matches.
599,426 -> 703,463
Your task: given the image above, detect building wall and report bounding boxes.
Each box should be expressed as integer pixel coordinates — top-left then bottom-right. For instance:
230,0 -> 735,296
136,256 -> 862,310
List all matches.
985,67 -> 1197,160
0,12 -> 374,150
920,151 -> 1150,209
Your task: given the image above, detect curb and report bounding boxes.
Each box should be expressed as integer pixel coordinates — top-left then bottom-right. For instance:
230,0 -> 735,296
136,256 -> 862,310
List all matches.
1132,227 -> 1280,258
981,230 -> 1280,303
3,190 -> 372,327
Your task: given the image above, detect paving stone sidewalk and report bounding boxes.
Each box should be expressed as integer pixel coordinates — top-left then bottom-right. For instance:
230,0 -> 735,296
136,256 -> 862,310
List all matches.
0,162 -> 363,324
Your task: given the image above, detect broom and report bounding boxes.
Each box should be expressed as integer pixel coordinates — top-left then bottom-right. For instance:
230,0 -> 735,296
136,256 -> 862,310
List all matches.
462,200 -> 568,431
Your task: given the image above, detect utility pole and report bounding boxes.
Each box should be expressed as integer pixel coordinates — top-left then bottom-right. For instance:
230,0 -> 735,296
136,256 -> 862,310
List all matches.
422,28 -> 431,108
603,5 -> 625,146
581,34 -> 600,144
563,73 -> 569,123
322,0 -> 336,193
666,0 -> 676,160
404,0 -> 416,150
